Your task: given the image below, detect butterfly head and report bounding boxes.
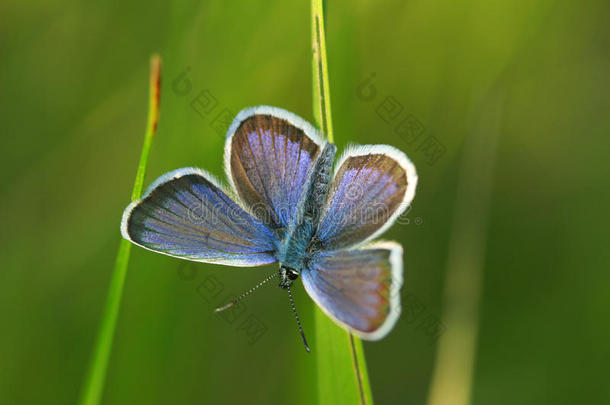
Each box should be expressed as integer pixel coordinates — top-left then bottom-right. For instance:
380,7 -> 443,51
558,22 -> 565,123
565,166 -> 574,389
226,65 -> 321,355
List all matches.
279,265 -> 300,289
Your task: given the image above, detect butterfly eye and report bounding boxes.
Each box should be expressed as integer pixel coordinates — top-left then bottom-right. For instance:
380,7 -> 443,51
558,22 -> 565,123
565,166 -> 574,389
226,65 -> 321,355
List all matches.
287,269 -> 299,280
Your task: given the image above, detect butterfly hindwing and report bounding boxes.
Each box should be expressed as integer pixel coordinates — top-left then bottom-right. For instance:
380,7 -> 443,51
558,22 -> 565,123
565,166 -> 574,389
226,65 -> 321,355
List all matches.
314,145 -> 417,251
301,241 -> 403,340
225,106 -> 325,229
121,168 -> 278,266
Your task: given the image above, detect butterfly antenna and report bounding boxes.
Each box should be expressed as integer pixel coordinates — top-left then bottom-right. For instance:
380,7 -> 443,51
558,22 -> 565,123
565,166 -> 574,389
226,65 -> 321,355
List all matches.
214,271 -> 278,313
287,286 -> 310,353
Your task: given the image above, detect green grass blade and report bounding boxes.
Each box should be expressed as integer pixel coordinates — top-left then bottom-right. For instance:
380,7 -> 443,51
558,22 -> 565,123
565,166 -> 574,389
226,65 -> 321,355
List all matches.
426,90 -> 503,405
310,1 -> 374,404
77,55 -> 162,405
311,0 -> 334,144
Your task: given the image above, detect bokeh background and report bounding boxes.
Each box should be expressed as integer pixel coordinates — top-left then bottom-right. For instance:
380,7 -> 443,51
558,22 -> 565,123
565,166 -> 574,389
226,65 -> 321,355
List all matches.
2,0 -> 609,404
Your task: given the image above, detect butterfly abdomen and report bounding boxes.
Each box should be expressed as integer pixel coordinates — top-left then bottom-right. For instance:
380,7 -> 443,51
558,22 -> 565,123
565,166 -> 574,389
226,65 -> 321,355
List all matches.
301,143 -> 337,222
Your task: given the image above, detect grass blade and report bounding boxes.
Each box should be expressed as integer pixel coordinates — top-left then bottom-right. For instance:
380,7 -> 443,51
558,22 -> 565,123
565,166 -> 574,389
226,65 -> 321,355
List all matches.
426,90 -> 503,405
77,54 -> 162,405
310,1 -> 374,404
311,0 -> 333,144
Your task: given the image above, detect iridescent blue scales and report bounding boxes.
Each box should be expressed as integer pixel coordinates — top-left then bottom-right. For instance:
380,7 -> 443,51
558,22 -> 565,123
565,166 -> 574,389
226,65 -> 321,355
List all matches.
121,106 -> 418,340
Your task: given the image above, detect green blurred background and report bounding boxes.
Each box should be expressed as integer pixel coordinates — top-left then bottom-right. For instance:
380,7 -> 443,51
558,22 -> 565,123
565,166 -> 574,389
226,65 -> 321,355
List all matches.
1,0 -> 609,404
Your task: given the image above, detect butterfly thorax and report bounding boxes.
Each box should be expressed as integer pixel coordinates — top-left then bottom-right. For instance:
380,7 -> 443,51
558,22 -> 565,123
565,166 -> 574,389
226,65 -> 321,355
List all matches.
276,142 -> 337,288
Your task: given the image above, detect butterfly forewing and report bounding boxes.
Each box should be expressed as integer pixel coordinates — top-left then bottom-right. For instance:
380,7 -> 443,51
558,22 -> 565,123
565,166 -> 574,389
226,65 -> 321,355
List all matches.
121,168 -> 278,266
301,241 -> 403,340
225,106 -> 325,229
314,145 -> 417,250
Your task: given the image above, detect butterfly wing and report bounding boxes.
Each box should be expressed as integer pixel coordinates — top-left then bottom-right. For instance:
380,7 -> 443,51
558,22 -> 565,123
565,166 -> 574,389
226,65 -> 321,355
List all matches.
314,145 -> 417,250
225,106 -> 325,229
121,168 -> 278,266
301,241 -> 403,340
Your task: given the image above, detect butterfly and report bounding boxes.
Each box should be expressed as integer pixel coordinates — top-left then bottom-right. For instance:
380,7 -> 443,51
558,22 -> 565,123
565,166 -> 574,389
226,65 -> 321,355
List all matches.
121,106 -> 417,350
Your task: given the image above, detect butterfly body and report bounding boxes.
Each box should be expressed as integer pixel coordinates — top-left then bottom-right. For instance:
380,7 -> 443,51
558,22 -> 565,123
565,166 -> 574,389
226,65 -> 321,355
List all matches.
121,106 -> 417,341
276,142 -> 337,287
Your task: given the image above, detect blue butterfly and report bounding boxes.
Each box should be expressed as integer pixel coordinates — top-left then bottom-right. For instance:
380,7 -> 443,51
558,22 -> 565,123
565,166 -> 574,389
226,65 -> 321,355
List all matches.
121,106 -> 417,349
